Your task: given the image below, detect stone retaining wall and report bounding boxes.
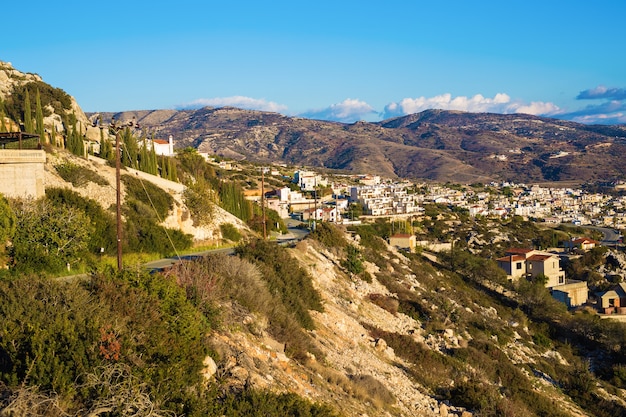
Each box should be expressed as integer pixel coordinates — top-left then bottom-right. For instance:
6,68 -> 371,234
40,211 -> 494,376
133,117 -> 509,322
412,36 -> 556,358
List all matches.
0,149 -> 46,198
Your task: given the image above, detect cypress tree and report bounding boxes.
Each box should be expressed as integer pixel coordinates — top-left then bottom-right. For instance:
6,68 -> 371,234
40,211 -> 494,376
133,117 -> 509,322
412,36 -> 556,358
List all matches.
139,137 -> 149,172
0,111 -> 7,133
23,89 -> 33,132
50,125 -> 57,147
122,127 -> 138,168
149,140 -> 158,175
35,89 -> 45,142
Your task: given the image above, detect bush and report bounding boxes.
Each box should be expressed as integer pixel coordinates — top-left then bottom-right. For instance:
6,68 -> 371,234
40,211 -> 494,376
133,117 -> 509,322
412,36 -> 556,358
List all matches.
342,244 -> 365,275
184,180 -> 216,226
309,222 -> 346,248
235,239 -> 323,359
55,162 -> 109,187
122,174 -> 173,220
9,198 -> 93,274
368,293 -> 399,315
45,187 -> 117,256
220,223 -> 242,242
200,388 -> 340,417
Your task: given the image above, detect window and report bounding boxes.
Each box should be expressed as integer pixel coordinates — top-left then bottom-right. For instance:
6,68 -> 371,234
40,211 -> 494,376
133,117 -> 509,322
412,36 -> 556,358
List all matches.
516,262 -> 523,270
559,276 -> 564,284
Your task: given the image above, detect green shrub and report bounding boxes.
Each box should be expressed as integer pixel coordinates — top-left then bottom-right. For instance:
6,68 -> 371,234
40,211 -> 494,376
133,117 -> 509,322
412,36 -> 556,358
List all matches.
9,198 -> 93,274
309,222 -> 347,248
122,174 -> 173,219
235,239 -> 323,359
342,244 -> 365,275
199,388 -> 340,417
0,278 -> 105,395
123,203 -> 193,256
184,179 -> 216,226
55,161 -> 109,187
220,222 -> 242,242
45,187 -> 117,256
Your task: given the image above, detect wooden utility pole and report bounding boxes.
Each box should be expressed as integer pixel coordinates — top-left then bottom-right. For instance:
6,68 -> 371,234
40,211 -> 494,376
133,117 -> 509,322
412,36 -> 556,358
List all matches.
115,129 -> 123,271
261,167 -> 267,239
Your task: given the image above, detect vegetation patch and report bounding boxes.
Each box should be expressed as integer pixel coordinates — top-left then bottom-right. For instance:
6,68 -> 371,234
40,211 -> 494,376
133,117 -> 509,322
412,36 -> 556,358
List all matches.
55,161 -> 109,187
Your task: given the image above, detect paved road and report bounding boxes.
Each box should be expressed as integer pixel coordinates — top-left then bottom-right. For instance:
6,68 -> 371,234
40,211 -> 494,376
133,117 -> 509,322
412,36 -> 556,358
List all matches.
583,225 -> 622,246
143,246 -> 235,271
144,219 -> 310,271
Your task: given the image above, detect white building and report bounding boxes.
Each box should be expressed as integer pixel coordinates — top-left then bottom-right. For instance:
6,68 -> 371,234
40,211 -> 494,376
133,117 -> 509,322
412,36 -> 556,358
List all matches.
148,135 -> 174,156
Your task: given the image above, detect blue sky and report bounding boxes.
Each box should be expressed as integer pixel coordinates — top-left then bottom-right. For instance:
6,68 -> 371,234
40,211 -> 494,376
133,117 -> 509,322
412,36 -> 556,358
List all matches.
3,1 -> 626,124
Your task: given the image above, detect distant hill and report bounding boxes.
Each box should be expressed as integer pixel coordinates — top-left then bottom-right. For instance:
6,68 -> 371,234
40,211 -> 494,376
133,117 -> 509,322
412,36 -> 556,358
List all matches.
93,107 -> 626,185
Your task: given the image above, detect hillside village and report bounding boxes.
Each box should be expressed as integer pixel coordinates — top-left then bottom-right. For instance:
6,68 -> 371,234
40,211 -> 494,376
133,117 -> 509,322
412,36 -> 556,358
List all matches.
4,61 -> 626,416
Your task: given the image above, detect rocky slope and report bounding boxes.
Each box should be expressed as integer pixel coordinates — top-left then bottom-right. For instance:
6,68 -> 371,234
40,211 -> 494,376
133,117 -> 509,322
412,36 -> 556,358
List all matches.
204,234 -> 596,417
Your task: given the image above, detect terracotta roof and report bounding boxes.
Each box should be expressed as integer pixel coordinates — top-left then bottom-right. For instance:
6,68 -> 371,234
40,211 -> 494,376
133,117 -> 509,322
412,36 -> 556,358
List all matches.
527,254 -> 553,261
496,255 -> 526,262
152,139 -> 169,145
572,237 -> 599,245
391,233 -> 413,238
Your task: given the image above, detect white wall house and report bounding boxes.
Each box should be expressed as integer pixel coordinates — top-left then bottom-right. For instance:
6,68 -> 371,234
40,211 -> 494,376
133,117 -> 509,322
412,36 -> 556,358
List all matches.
148,135 -> 174,156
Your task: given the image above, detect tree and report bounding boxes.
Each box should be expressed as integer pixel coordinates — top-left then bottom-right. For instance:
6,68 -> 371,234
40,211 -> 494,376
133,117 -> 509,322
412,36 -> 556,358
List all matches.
9,198 -> 93,273
23,89 -> 33,132
35,88 -> 45,142
99,128 -> 113,161
121,127 -> 138,168
183,179 -> 216,226
177,147 -> 214,183
342,244 -> 365,275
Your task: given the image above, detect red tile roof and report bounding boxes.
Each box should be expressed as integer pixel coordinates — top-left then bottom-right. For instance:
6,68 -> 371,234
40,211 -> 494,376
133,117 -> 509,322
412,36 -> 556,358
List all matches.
527,254 -> 553,261
496,255 -> 526,262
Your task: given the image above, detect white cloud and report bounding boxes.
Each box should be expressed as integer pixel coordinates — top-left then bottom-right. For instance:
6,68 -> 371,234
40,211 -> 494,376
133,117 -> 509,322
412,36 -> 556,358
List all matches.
180,96 -> 288,113
383,93 -> 561,119
299,98 -> 377,123
569,112 -> 626,124
513,101 -> 561,115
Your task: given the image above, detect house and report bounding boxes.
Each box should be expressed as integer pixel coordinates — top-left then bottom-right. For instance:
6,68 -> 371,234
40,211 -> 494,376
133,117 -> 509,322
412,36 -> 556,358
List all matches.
496,247 -> 587,307
301,206 -> 339,222
148,135 -> 174,156
596,283 -> 626,314
389,233 -> 417,252
496,254 -> 527,280
496,248 -> 565,287
526,253 -> 565,288
564,237 -> 600,252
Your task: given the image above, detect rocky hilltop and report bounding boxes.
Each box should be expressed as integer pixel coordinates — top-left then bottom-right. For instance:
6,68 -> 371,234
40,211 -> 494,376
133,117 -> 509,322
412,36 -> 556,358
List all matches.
94,107 -> 626,185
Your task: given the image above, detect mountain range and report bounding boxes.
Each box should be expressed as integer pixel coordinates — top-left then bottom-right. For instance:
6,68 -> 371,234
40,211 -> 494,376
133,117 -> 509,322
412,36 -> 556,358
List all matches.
92,107 -> 626,185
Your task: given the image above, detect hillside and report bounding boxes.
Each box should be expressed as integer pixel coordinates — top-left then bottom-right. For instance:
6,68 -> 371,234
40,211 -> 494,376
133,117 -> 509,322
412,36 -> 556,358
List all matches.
42,149 -> 248,245
94,107 -> 626,185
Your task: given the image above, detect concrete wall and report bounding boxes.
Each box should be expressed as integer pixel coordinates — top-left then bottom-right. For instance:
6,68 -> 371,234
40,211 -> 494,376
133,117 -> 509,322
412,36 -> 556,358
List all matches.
0,150 -> 46,199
